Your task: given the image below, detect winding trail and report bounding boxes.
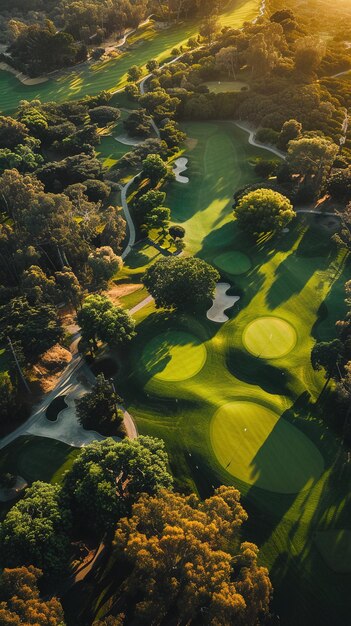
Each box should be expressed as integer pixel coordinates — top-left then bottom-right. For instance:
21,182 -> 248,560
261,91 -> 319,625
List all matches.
234,121 -> 286,159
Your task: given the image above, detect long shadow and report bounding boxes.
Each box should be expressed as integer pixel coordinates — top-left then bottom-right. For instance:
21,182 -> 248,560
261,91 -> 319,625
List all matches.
226,348 -> 292,395
265,224 -> 335,310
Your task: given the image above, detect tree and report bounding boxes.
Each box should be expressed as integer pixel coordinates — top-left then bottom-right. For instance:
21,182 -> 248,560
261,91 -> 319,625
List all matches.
215,46 -> 239,78
144,206 -> 171,233
89,105 -> 120,126
0,565 -> 65,626
234,189 -> 295,235
88,246 -> 122,289
146,59 -> 159,72
169,225 -> 185,239
75,373 -> 123,433
142,154 -> 168,185
0,116 -> 28,149
0,373 -> 18,424
127,65 -> 143,82
77,295 -> 136,351
123,109 -> 152,138
22,265 -> 57,304
311,339 -> 344,393
294,36 -> 326,75
100,207 -> 126,254
134,189 -> 166,222
0,482 -> 71,578
63,436 -> 173,534
335,202 -> 351,251
143,256 -> 219,310
327,167 -> 351,201
278,119 -> 302,150
199,15 -> 219,43
111,487 -> 272,625
55,267 -> 82,310
287,136 -> 338,193
0,297 -> 63,362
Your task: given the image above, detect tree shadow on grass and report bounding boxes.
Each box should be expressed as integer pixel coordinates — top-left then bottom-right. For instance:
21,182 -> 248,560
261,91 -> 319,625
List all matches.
226,348 -> 292,395
265,226 -> 335,310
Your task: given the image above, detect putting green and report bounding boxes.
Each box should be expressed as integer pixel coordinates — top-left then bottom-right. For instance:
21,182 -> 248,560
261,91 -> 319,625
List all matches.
140,331 -> 207,382
214,251 -> 252,275
315,530 -> 351,573
243,316 -> 297,359
210,401 -> 324,493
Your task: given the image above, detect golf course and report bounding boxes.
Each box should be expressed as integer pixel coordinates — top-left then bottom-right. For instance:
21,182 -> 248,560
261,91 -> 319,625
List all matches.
0,0 -> 260,114
115,119 -> 351,625
0,0 -> 350,623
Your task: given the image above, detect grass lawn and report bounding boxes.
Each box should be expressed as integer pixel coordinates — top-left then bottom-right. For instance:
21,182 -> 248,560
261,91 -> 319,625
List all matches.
204,80 -> 249,93
104,119 -> 351,626
0,0 -> 260,114
0,435 -> 79,517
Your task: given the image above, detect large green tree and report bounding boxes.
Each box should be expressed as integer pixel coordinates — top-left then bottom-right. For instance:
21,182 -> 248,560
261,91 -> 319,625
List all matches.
0,482 -> 71,578
77,295 -> 136,351
234,189 -> 295,235
287,136 -> 338,193
143,256 -> 219,310
0,297 -> 63,361
63,436 -> 173,534
75,373 -> 123,433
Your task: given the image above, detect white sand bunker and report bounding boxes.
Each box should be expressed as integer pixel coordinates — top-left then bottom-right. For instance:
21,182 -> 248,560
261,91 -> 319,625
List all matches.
207,283 -> 240,323
173,157 -> 189,183
27,380 -> 120,447
114,134 -> 145,146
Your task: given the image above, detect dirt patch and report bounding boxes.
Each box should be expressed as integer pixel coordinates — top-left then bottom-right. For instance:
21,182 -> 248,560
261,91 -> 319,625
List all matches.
30,344 -> 72,393
106,283 -> 143,305
186,137 -> 198,150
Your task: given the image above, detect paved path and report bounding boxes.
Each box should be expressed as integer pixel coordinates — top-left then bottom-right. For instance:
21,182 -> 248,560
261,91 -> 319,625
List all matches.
234,121 -> 286,159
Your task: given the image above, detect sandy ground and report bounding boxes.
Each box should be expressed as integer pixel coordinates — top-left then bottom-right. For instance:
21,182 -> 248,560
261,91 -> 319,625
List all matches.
207,283 -> 240,323
106,283 -> 143,306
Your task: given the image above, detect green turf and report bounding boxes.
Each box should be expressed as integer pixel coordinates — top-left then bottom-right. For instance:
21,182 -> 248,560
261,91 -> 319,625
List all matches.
214,250 -> 252,274
315,529 -> 351,573
204,80 -> 249,93
210,401 -> 324,493
0,435 -> 79,484
112,119 -> 351,626
242,316 -> 297,359
0,0 -> 260,114
139,330 -> 207,382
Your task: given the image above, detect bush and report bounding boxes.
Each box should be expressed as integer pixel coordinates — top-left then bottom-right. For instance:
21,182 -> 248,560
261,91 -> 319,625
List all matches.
89,106 -> 120,126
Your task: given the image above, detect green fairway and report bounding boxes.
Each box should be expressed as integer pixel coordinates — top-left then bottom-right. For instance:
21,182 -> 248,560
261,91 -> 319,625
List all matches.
0,0 -> 260,114
204,80 -> 249,93
214,250 -> 252,274
242,316 -> 297,359
210,401 -> 324,493
166,121 -> 269,256
0,435 -> 79,485
113,117 -> 351,625
140,330 -> 207,382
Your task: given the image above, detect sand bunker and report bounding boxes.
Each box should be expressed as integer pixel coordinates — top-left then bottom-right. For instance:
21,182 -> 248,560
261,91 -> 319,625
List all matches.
173,157 -> 189,183
115,134 -> 145,146
207,283 -> 240,323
